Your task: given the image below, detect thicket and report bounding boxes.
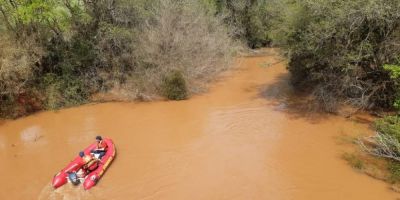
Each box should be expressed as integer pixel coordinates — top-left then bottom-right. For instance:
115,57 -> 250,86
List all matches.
0,0 -> 238,117
129,0 -> 237,98
4,0 -> 400,118
273,0 -> 400,112
208,0 -> 272,48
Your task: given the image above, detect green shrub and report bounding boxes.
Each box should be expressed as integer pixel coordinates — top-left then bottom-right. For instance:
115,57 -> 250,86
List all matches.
41,73 -> 89,109
384,64 -> 400,110
375,116 -> 400,142
161,70 -> 188,101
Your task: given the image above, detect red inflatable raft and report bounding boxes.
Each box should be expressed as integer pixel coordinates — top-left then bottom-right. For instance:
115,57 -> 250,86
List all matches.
52,138 -> 116,190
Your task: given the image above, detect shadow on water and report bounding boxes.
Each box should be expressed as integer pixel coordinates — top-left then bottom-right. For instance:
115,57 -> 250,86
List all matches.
258,72 -> 333,123
242,49 -> 277,58
347,115 -> 376,131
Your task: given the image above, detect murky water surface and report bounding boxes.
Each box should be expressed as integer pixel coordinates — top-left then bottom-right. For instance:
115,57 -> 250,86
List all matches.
0,49 -> 398,199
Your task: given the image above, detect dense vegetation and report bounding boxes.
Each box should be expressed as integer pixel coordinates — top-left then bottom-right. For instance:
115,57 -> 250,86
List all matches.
210,0 -> 273,48
1,1 -> 400,113
0,0 -> 242,117
273,0 -> 400,112
0,0 -> 285,117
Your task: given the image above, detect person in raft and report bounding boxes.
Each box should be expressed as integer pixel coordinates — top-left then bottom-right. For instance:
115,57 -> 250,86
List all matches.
76,151 -> 100,179
91,135 -> 108,159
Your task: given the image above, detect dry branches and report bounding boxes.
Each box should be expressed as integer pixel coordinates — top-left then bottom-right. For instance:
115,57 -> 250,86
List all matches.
359,132 -> 400,162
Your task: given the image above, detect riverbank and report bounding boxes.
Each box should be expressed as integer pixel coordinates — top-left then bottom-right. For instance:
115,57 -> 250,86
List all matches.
0,49 -> 398,199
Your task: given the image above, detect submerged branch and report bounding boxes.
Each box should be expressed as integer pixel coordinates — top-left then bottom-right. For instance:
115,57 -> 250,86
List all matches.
358,133 -> 400,162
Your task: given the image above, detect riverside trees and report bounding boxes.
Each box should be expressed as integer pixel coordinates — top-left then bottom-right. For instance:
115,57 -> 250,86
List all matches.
0,0 -> 237,117
273,0 -> 400,112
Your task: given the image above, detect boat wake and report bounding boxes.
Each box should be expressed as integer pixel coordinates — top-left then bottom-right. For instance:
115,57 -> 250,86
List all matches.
38,183 -> 97,200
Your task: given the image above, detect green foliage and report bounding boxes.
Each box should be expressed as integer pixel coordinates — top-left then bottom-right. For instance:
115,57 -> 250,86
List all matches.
0,0 -> 78,40
384,65 -> 400,79
161,70 -> 188,101
14,0 -> 68,24
41,73 -> 89,109
375,116 -> 400,142
0,0 -> 109,115
384,64 -> 400,110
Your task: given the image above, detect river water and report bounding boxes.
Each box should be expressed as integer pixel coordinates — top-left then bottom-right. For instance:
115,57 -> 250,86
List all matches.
0,49 -> 398,199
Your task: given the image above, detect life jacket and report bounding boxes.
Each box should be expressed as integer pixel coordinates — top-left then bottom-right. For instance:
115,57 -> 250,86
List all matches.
96,140 -> 108,151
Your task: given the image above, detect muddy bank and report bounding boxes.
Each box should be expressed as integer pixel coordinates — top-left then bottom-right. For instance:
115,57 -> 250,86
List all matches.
0,49 -> 398,199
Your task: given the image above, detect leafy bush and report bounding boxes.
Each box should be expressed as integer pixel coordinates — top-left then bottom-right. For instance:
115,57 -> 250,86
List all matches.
161,70 -> 188,101
375,116 -> 400,142
384,64 -> 400,110
41,73 -> 89,109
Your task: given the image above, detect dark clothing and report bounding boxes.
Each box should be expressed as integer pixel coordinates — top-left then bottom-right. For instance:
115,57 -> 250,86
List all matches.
91,149 -> 106,159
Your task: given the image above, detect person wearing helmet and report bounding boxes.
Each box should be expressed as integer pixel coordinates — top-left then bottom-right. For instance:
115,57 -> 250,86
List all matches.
91,135 -> 108,159
78,151 -> 86,166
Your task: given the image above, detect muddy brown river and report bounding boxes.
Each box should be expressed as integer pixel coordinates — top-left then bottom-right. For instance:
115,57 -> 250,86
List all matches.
0,49 -> 399,199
